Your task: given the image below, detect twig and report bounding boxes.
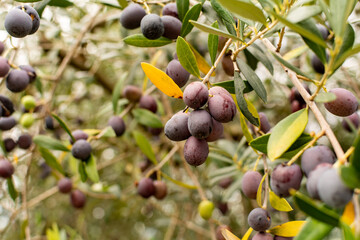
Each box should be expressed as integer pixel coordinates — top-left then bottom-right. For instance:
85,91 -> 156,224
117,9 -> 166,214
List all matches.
262,38 -> 345,160
146,144 -> 179,178
177,143 -> 207,201
287,130 -> 326,166
276,27 -> 285,52
202,38 -> 232,84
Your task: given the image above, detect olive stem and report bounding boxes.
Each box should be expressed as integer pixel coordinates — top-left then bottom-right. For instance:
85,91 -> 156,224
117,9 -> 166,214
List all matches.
287,129 -> 326,166
177,142 -> 207,201
262,38 -> 345,160
145,144 -> 179,178
202,38 -> 232,84
276,27 -> 285,52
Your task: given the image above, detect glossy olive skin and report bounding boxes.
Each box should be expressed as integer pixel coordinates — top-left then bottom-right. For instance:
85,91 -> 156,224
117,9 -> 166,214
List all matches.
241,171 -> 262,199
6,69 -> 30,92
108,116 -> 126,137
188,110 -> 213,139
17,5 -> 40,35
166,59 -> 190,88
317,168 -> 353,208
0,57 -> 10,78
4,8 -> 32,38
70,190 -> 86,208
162,3 -> 178,18
300,145 -> 336,176
120,4 -> 146,29
311,55 -> 325,74
183,82 -> 209,109
222,53 -> 234,76
137,178 -> 155,198
306,163 -> 332,199
164,111 -> 191,141
153,180 -> 167,200
70,130 -> 89,144
123,85 -> 142,102
161,16 -> 182,40
253,232 -> 274,240
17,133 -> 32,149
0,117 -> 17,131
270,163 -> 303,197
206,118 -> 223,142
140,14 -> 164,40
4,138 -> 16,152
139,95 -> 157,113
248,208 -> 271,232
58,177 -> 73,194
183,136 -> 209,166
0,160 -> 15,178
342,112 -> 360,132
71,139 -> 92,161
324,88 -> 358,117
0,95 -> 15,117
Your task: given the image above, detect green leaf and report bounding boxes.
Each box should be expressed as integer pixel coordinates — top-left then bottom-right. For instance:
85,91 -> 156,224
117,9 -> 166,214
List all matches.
234,72 -> 259,126
51,113 -> 75,143
334,24 -> 355,70
34,135 -> 70,152
177,0 -> 189,21
334,44 -> 360,70
210,0 -> 237,35
286,6 -> 322,23
176,37 -> 200,78
48,0 -> 73,7
340,221 -> 355,240
247,45 -> 274,74
208,21 -> 219,65
133,131 -> 157,164
38,147 -> 65,174
99,0 -> 123,9
236,59 -> 267,103
271,11 -> 327,48
239,113 -> 253,142
85,155 -> 99,183
298,19 -> 327,63
112,73 -> 126,115
78,161 -> 88,182
133,108 -> 163,128
270,52 -> 312,79
267,108 -> 308,161
250,133 -> 312,158
212,79 -> 253,94
117,0 -> 128,8
217,0 -> 267,25
180,3 -> 202,37
34,0 -> 51,17
123,34 -> 172,47
293,191 -> 340,226
7,178 -> 18,201
189,20 -> 244,42
244,49 -> 258,70
329,0 -> 356,38
340,165 -> 360,189
314,92 -> 336,103
294,217 -> 333,240
350,134 -> 360,172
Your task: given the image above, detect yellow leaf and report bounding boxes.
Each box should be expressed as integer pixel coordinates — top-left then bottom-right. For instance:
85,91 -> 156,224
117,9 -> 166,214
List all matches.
82,129 -> 101,136
143,50 -> 163,91
189,45 -> 215,76
341,201 -> 355,225
269,190 -> 293,212
268,221 -> 306,237
141,62 -> 183,99
221,229 -> 241,240
283,45 -> 307,61
239,112 -> 253,143
241,228 -> 253,240
256,172 -> 267,207
161,172 -> 197,189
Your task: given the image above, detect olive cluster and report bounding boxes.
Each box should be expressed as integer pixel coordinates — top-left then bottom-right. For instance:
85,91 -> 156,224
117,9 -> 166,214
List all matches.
302,146 -> 353,208
120,3 -> 182,40
165,84 -> 236,166
0,42 -> 37,93
58,177 -> 86,208
4,5 -> 40,38
137,177 -> 167,200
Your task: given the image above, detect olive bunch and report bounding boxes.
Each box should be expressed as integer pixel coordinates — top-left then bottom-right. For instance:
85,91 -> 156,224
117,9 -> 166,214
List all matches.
120,3 -> 182,40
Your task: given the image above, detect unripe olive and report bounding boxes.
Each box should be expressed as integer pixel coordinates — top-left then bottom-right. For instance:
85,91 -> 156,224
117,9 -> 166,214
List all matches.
20,113 -> 35,128
21,95 -> 36,111
198,200 -> 214,220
